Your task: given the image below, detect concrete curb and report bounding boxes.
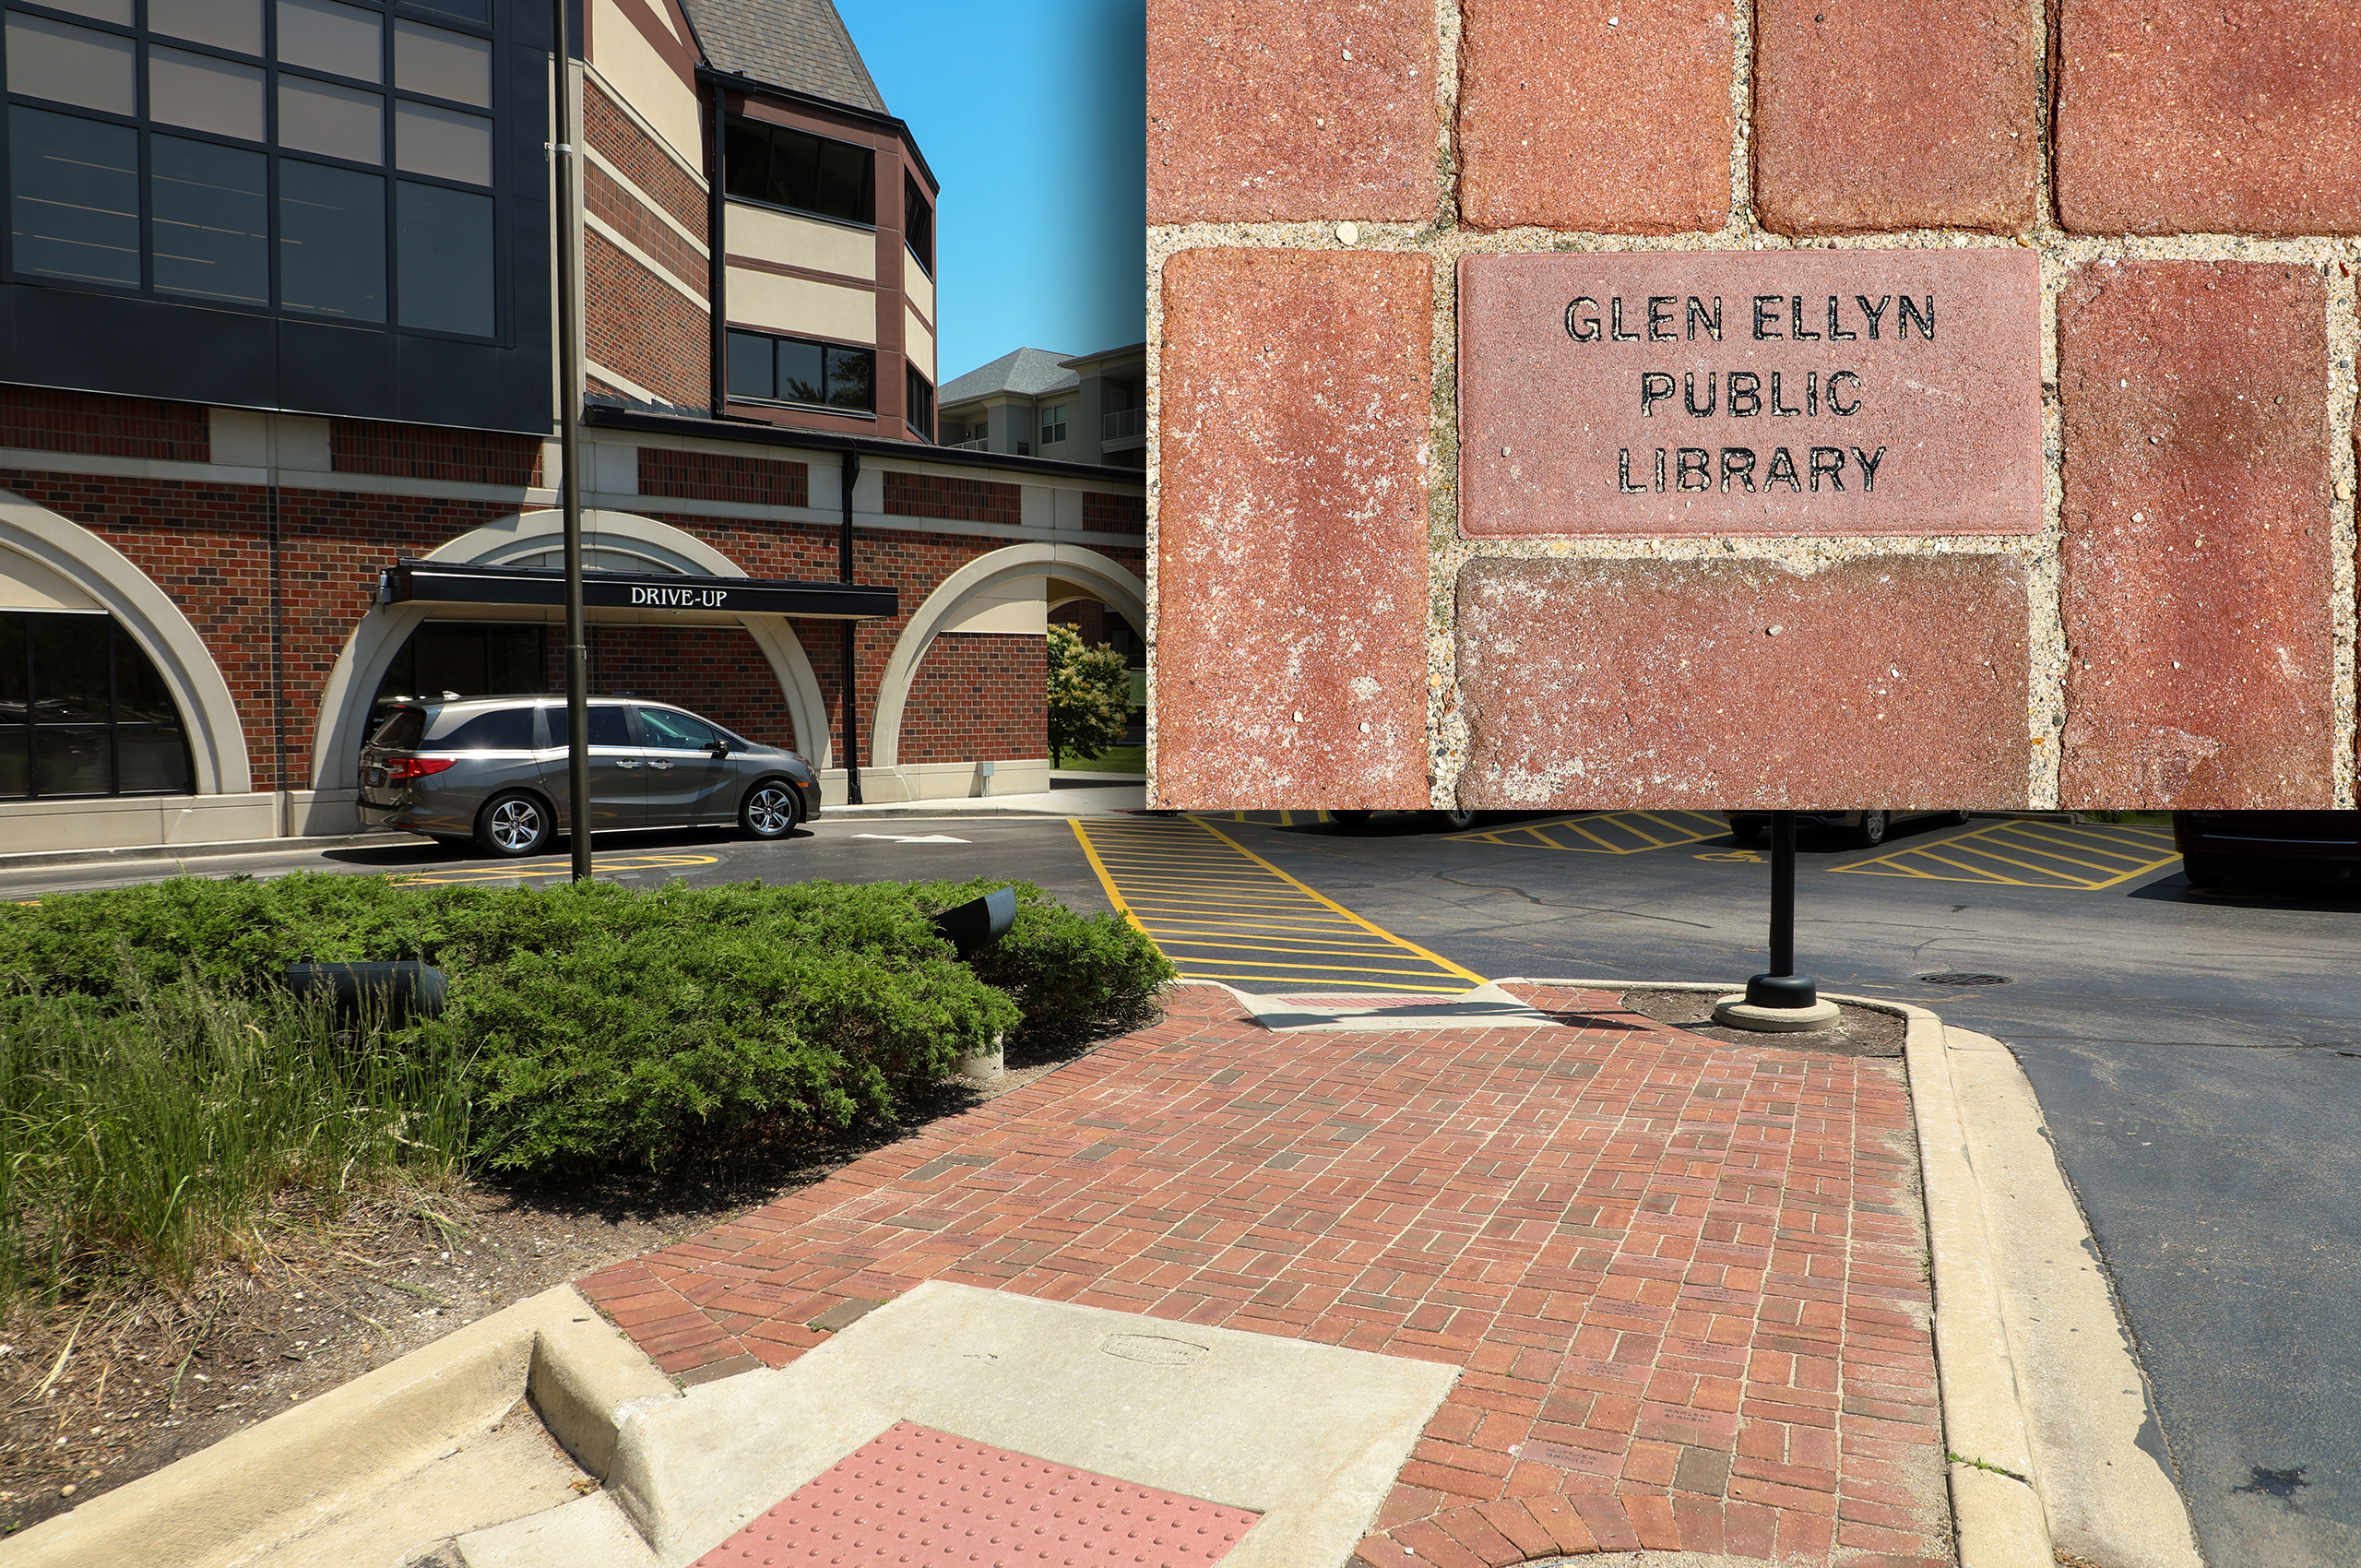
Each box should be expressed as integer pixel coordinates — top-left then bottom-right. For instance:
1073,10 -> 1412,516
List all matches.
0,1285 -> 677,1568
0,832 -> 397,873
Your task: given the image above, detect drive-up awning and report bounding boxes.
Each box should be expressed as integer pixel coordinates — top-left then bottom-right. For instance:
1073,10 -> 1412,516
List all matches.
379,559 -> 898,620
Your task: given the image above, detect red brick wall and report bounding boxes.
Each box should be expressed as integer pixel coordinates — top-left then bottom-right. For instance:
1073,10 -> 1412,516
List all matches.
587,160 -> 708,299
587,624 -> 798,752
332,421 -> 541,486
897,632 -> 1046,764
586,229 -> 710,410
1081,491 -> 1146,532
638,448 -> 808,509
0,387 -> 208,461
882,471 -> 1022,527
582,81 -> 707,236
1150,0 -> 2361,812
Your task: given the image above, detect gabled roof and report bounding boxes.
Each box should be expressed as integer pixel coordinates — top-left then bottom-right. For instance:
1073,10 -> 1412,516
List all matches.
682,0 -> 885,113
937,347 -> 1082,405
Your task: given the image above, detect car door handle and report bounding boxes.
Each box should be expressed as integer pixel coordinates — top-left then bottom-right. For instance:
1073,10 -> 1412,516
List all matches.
615,760 -> 642,769
647,760 -> 672,770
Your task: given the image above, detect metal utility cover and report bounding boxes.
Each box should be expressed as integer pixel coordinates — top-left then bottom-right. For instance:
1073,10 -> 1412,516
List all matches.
690,1421 -> 1256,1566
1459,248 -> 2042,537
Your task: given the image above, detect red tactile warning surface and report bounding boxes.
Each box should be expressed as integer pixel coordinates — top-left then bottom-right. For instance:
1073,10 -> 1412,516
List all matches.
584,985 -> 1947,1567
691,1420 -> 1257,1566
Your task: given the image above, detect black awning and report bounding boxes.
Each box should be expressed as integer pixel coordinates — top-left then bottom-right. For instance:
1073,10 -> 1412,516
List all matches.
381,560 -> 897,620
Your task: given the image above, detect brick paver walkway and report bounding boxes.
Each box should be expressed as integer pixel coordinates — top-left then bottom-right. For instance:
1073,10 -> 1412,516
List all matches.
580,985 -> 1949,1566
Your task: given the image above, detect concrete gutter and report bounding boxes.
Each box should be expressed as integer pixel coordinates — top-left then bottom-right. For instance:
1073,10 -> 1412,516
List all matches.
1508,978 -> 2201,1568
3,1286 -> 677,1568
0,832 -> 396,873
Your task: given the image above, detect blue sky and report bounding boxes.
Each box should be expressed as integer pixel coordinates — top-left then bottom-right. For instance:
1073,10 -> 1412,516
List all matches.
840,1 -> 1145,384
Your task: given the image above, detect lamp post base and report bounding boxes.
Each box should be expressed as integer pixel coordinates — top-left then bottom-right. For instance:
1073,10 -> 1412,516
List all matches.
1712,993 -> 1842,1031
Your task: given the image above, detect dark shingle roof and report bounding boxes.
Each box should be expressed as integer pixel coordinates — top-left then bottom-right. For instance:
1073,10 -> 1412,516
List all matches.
937,348 -> 1081,405
681,0 -> 885,113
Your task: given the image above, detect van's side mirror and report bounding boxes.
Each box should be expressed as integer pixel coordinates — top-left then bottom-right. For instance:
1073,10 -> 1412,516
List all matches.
708,739 -> 730,757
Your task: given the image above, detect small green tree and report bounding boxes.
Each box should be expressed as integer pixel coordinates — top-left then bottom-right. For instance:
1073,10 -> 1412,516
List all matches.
1046,622 -> 1132,767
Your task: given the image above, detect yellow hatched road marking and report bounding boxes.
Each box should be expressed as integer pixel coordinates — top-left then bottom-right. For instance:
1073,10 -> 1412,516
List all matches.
1443,810 -> 1731,853
1833,821 -> 2178,890
392,851 -> 720,885
1072,815 -> 1482,992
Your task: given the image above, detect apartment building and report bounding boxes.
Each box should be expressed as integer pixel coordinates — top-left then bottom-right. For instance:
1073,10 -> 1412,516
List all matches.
939,341 -> 1146,469
0,0 -> 1144,850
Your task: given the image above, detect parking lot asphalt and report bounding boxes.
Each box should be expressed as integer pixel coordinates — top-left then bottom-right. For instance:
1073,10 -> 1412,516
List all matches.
6,807 -> 2355,1564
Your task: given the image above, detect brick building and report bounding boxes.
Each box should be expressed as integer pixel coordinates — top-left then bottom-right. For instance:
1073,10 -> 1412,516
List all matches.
0,0 -> 1143,851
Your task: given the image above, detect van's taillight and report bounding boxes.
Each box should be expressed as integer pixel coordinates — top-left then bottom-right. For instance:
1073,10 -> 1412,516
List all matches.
386,756 -> 457,781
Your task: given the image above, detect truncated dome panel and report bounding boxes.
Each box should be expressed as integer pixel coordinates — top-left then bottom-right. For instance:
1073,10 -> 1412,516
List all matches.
690,1420 -> 1259,1566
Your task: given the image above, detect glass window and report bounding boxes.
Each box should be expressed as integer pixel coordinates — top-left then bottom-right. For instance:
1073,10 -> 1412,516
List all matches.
38,0 -> 132,23
824,345 -> 872,411
8,106 -> 138,285
903,172 -> 931,275
6,13 -> 136,114
372,622 -> 545,712
777,336 -> 823,402
149,45 -> 266,139
393,18 -> 486,105
1040,404 -> 1067,445
279,73 -> 380,160
0,611 -> 190,799
148,0 -> 262,55
726,328 -> 874,412
395,98 -> 487,183
151,134 -> 267,302
720,114 -> 870,224
395,178 -> 488,333
544,704 -> 628,749
368,705 -> 425,749
905,365 -> 932,441
432,705 -> 533,750
635,706 -> 719,750
401,0 -> 487,24
277,0 -> 380,79
725,330 -> 772,400
278,157 -> 383,318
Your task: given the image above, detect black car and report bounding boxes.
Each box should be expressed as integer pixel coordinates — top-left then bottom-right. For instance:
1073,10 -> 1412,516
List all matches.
2174,812 -> 2361,889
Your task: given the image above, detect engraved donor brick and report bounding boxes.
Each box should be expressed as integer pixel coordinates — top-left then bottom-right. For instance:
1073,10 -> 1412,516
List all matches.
1155,250 -> 1432,810
2057,260 -> 2335,807
1145,0 -> 1438,223
1459,249 -> 2041,537
1458,0 -> 1732,233
1753,0 -> 2037,235
2055,1 -> 2361,235
1454,555 -> 2030,810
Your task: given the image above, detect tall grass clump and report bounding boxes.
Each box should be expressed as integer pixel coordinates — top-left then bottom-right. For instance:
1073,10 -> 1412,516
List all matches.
0,971 -> 472,1302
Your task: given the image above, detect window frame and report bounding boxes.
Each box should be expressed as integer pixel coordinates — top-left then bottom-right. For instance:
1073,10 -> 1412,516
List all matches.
727,326 -> 878,418
0,606 -> 194,800
1038,403 -> 1067,446
905,362 -> 932,442
0,0 -> 509,343
721,111 -> 874,230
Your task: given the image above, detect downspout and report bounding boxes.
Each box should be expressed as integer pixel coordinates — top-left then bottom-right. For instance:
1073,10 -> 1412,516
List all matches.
706,77 -> 728,419
839,452 -> 861,804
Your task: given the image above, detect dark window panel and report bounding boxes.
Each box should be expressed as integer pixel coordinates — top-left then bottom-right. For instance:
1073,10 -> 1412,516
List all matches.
545,704 -> 627,749
9,107 -> 140,287
777,337 -> 824,403
112,625 -> 179,721
396,179 -> 492,335
5,14 -> 136,114
482,624 -> 543,692
0,612 -> 25,715
906,364 -> 932,440
32,727 -> 109,793
813,136 -> 869,224
30,613 -> 108,722
727,331 -> 776,399
0,732 -> 27,798
825,345 -> 872,411
904,172 -> 931,274
722,117 -> 771,202
279,158 -> 386,320
152,135 -> 269,304
115,725 -> 189,790
401,0 -> 490,26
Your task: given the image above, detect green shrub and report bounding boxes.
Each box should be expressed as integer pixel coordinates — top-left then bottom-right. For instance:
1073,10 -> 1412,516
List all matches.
0,872 -> 1173,1187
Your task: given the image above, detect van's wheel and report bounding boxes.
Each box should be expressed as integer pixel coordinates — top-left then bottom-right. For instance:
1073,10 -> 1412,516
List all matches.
1728,818 -> 1762,847
1330,811 -> 1372,829
477,792 -> 552,857
1430,809 -> 1477,831
2183,853 -> 2229,889
739,778 -> 801,839
1850,811 -> 1890,849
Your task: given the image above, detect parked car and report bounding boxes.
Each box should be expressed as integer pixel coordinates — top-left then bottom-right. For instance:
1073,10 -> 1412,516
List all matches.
358,695 -> 821,856
2174,811 -> 2361,889
1329,810 -> 1478,832
1726,809 -> 1972,849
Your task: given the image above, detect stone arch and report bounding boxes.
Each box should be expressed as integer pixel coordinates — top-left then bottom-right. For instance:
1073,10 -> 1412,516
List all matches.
0,485 -> 251,796
307,509 -> 832,790
869,543 -> 1145,771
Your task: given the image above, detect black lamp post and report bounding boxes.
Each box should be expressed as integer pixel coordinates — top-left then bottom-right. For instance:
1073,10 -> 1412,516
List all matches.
1743,811 -> 1821,1010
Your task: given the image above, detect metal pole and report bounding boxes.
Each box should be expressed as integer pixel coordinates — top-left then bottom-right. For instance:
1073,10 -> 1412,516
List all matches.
552,5 -> 590,882
838,451 -> 862,804
1768,810 -> 1796,976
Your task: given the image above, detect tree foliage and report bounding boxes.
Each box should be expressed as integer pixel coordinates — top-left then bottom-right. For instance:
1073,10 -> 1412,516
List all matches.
1046,622 -> 1133,767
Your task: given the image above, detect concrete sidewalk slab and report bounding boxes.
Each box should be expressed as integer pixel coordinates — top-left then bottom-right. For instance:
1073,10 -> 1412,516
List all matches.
821,785 -> 1144,819
1233,980 -> 1560,1032
577,983 -> 1953,1565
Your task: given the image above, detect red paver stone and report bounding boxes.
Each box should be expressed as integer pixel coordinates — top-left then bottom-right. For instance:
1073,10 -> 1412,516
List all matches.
2057,260 -> 2337,807
1155,249 -> 1431,810
1458,0 -> 1733,234
1458,249 -> 2043,537
1145,0 -> 1439,223
586,984 -> 1951,1567
691,1421 -> 1256,1566
1752,0 -> 2037,234
1453,553 -> 2031,810
2055,2 -> 2361,236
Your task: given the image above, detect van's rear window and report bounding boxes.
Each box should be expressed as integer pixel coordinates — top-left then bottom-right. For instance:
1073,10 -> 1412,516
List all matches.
431,707 -> 537,751
369,707 -> 427,751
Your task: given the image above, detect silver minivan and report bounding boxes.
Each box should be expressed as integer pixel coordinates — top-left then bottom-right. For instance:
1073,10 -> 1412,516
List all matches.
358,696 -> 822,856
